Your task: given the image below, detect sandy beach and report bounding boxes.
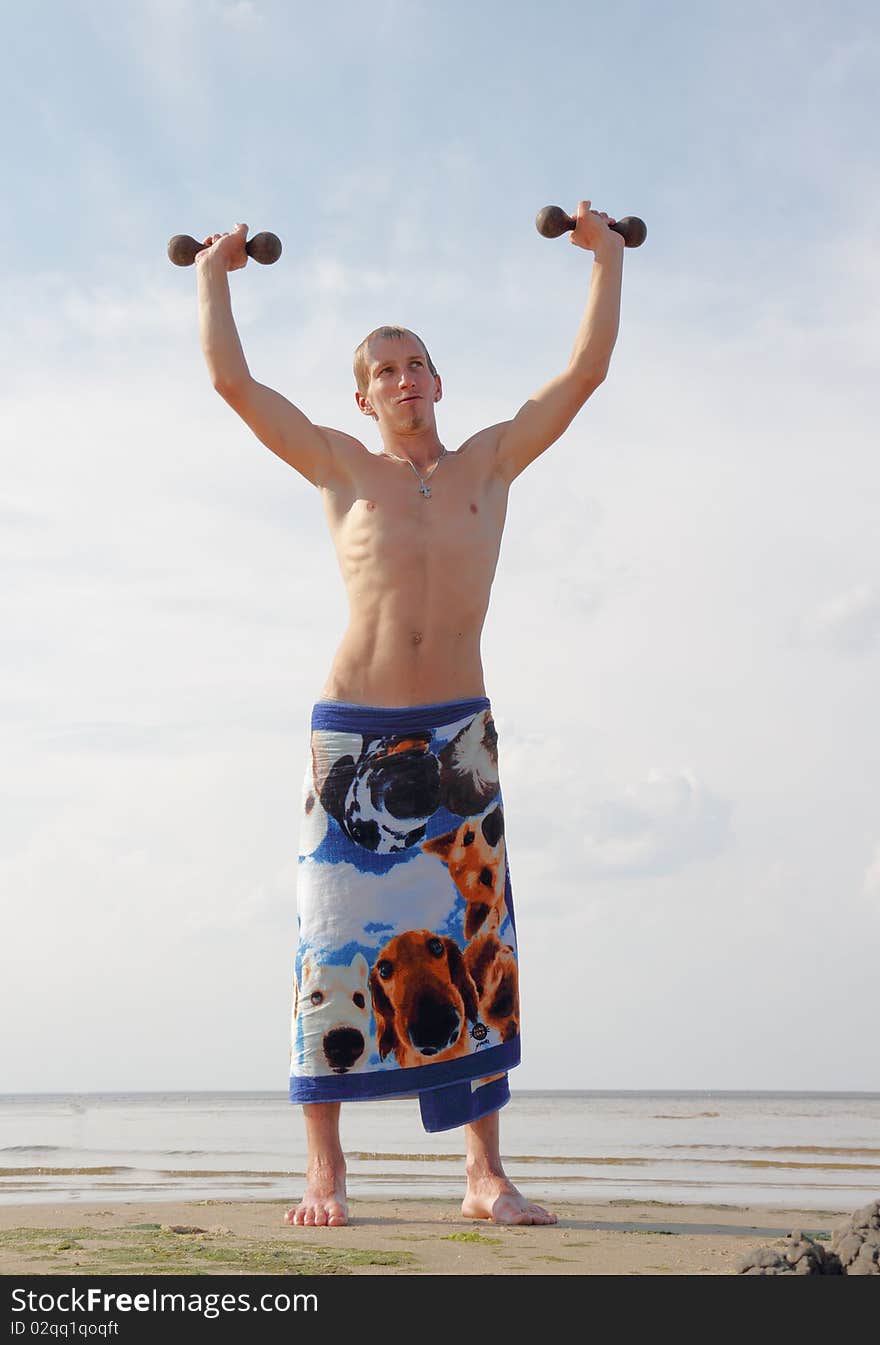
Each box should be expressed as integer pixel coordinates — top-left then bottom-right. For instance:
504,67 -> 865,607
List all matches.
0,1196 -> 849,1276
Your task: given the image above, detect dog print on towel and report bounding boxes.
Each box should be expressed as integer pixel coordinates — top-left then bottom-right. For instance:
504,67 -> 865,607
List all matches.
421,803 -> 507,939
463,930 -> 519,1043
436,709 -> 499,815
313,732 -> 441,854
308,709 -> 499,856
369,930 -> 481,1068
291,702 -> 520,1103
293,951 -> 371,1076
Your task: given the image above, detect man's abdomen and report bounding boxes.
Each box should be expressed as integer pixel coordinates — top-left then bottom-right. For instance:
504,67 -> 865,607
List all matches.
319,623 -> 487,708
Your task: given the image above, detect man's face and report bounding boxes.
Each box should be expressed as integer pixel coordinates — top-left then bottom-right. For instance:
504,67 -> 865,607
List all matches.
358,334 -> 441,427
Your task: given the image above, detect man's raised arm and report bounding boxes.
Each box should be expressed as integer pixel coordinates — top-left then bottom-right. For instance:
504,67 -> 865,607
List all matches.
494,201 -> 625,485
196,224 -> 346,490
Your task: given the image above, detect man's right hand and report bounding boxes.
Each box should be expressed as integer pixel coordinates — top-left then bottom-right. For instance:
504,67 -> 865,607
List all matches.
195,222 -> 249,272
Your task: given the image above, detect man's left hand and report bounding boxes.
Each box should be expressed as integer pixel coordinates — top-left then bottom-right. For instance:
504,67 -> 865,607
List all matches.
570,200 -> 625,257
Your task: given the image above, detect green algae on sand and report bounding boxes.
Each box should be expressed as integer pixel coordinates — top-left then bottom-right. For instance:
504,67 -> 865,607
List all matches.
441,1231 -> 502,1244
0,1224 -> 414,1276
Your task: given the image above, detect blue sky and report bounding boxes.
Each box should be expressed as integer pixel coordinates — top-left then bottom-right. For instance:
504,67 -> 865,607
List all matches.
2,0 -> 878,1094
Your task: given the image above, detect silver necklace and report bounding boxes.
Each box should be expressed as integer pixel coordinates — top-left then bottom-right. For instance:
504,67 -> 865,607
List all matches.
383,446 -> 448,498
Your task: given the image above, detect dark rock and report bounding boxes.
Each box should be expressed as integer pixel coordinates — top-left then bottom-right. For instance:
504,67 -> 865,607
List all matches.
736,1228 -> 840,1275
831,1197 -> 880,1273
735,1198 -> 880,1275
735,1245 -> 794,1274
848,1240 -> 880,1275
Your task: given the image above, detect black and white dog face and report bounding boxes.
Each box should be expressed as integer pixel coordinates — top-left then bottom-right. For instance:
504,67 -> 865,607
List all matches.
308,708 -> 499,855
313,731 -> 442,854
293,951 -> 371,1075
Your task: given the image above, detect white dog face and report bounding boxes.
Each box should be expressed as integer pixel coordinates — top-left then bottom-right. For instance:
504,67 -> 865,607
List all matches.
292,951 -> 371,1076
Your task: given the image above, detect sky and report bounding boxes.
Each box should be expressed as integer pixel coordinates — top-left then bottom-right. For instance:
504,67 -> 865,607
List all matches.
2,0 -> 878,1095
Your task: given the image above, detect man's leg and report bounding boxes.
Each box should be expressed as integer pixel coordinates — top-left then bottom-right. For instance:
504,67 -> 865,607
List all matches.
284,1102 -> 348,1227
461,1105 -> 557,1225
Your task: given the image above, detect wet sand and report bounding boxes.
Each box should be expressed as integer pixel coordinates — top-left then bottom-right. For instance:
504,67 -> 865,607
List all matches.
0,1196 -> 849,1276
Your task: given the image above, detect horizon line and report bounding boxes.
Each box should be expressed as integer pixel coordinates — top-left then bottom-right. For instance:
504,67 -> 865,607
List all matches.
2,1087 -> 879,1099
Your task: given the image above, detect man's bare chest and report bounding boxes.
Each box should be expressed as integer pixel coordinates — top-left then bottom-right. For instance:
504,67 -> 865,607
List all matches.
324,451 -> 509,569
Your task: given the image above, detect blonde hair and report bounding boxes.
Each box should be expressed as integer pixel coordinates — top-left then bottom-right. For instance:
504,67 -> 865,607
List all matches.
353,326 -> 438,396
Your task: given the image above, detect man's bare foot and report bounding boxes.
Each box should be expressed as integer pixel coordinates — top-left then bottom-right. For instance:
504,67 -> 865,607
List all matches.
283,1158 -> 348,1227
461,1172 -> 557,1225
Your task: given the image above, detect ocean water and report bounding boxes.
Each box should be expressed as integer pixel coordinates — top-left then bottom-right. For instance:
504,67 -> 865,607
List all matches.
0,1090 -> 877,1213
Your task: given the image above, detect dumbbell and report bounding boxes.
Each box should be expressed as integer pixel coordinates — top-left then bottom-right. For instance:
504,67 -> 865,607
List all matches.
536,206 -> 647,248
167,231 -> 283,267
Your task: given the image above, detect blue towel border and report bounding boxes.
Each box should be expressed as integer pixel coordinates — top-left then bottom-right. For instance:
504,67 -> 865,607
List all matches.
289,1036 -> 519,1107
311,695 -> 491,735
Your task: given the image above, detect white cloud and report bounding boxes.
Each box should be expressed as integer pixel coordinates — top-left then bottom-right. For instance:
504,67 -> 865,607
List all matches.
862,844 -> 880,900
580,768 -> 732,878
218,0 -> 261,27
297,852 -> 458,952
799,584 -> 880,655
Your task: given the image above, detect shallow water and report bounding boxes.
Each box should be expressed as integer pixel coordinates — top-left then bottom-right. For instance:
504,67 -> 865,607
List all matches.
1,1090 -> 877,1211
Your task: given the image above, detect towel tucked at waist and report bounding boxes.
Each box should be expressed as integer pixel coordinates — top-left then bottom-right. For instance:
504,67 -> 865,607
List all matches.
289,696 -> 520,1132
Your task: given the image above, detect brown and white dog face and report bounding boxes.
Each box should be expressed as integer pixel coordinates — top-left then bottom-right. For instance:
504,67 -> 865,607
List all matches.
463,931 -> 519,1043
293,951 -> 371,1076
437,709 -> 499,816
369,930 -> 480,1068
421,803 -> 507,939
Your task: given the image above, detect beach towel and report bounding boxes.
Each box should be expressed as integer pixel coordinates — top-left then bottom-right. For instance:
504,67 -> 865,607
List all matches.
289,696 -> 520,1132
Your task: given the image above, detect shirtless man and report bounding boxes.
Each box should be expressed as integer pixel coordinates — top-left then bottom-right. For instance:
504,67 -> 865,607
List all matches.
195,201 -> 624,1226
